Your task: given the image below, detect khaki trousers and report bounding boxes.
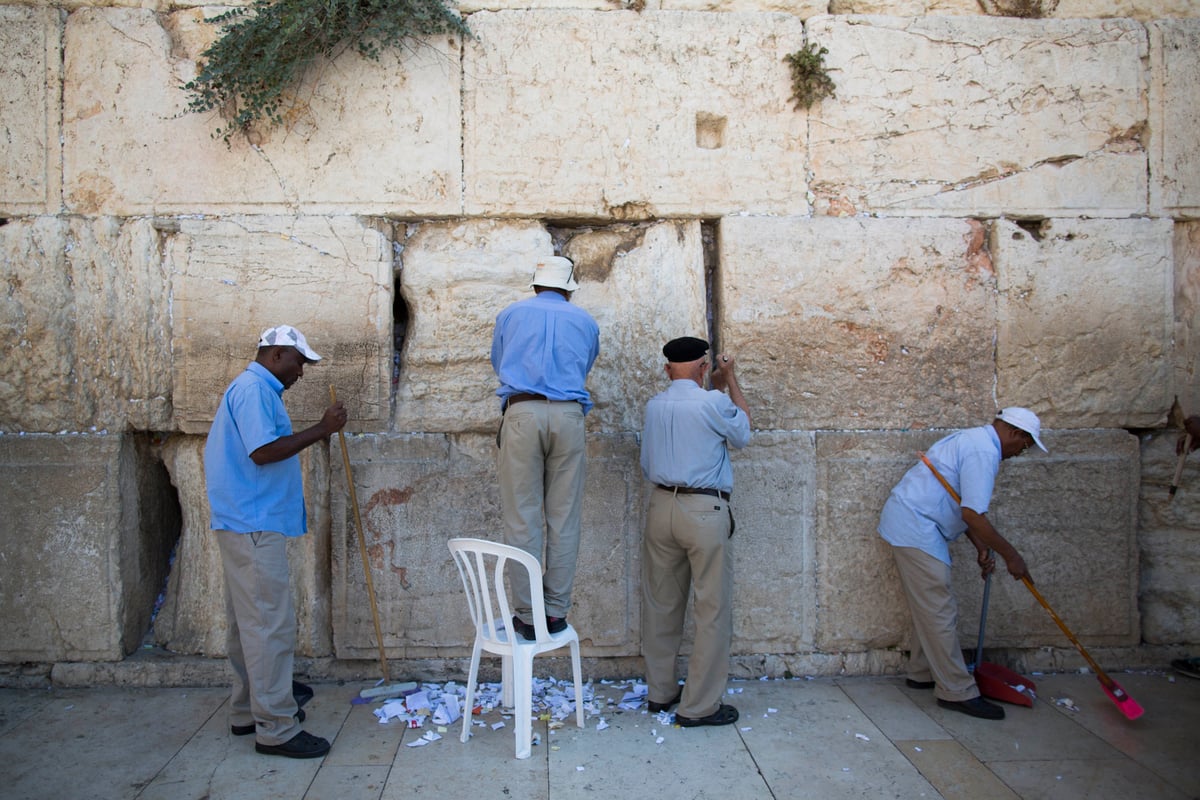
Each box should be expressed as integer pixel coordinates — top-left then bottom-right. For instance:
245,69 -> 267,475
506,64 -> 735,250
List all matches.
891,545 -> 979,702
216,530 -> 301,745
497,400 -> 587,620
641,488 -> 733,719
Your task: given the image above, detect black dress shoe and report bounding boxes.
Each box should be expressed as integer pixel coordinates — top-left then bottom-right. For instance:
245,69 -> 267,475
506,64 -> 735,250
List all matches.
546,616 -> 568,634
511,616 -> 536,641
647,690 -> 682,713
255,730 -> 331,759
937,696 -> 1005,720
676,703 -> 739,727
906,678 -> 936,690
231,708 -> 305,736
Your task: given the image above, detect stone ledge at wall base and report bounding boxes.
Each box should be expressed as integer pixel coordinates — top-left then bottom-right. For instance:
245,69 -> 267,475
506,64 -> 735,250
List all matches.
5,647 -> 1187,690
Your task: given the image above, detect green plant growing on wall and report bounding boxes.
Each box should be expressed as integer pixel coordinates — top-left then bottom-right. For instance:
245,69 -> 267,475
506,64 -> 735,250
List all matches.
784,43 -> 836,112
184,0 -> 471,143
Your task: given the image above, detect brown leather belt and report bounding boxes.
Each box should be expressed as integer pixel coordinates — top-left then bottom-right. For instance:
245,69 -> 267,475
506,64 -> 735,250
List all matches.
656,484 -> 731,501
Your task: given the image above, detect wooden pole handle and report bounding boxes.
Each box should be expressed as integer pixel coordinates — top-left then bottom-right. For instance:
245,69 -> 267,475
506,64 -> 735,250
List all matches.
331,385 -> 390,682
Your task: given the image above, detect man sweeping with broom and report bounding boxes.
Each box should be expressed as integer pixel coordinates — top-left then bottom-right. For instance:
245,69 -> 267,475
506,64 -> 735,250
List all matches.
878,408 -> 1047,721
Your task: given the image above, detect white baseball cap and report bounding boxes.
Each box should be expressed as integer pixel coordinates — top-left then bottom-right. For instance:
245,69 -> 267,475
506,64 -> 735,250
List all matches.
258,325 -> 322,362
997,407 -> 1047,452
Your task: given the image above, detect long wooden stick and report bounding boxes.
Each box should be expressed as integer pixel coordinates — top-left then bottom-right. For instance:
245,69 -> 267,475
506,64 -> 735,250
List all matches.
331,385 -> 389,682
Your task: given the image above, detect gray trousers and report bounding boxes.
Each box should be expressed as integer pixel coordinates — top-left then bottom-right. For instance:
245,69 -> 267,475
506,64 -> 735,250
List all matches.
216,529 -> 301,745
497,400 -> 587,621
641,487 -> 734,719
891,545 -> 980,702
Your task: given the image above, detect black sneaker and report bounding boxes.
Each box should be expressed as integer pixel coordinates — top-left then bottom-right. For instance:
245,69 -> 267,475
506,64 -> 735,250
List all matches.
232,709 -> 305,736
1172,657 -> 1200,680
937,696 -> 1005,720
546,616 -> 568,634
676,703 -> 739,727
255,730 -> 331,759
511,616 -> 536,641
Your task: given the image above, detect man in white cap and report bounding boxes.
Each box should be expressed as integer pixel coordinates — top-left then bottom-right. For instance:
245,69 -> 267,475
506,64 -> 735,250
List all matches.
878,408 -> 1047,720
491,256 -> 600,641
204,325 -> 347,758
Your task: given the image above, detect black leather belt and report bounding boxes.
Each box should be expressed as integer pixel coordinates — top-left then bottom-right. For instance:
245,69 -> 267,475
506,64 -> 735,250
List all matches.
506,392 -> 548,406
656,484 -> 731,501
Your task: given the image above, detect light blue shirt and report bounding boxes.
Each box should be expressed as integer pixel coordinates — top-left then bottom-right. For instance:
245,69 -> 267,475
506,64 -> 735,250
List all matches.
640,379 -> 751,494
878,425 -> 1001,565
204,361 -> 307,536
491,292 -> 600,414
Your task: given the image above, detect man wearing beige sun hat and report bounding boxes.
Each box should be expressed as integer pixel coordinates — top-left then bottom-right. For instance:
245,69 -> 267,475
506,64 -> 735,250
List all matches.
491,256 -> 600,642
878,408 -> 1047,721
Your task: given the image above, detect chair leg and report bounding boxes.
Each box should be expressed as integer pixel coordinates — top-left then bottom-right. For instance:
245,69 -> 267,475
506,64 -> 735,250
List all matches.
461,641 -> 483,744
501,653 -> 515,709
570,639 -> 585,729
513,650 -> 534,759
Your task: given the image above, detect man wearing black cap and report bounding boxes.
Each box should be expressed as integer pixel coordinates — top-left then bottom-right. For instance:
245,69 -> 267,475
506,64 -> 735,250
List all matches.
639,337 -> 751,727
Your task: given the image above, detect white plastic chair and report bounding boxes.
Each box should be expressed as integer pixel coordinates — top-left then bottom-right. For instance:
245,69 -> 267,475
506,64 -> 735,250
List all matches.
447,537 -> 585,759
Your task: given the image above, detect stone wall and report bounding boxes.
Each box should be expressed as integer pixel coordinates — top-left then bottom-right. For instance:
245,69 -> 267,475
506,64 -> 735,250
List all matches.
1,0 -> 1199,678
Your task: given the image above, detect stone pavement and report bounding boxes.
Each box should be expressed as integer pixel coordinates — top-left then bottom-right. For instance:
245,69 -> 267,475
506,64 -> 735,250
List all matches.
1,670 -> 1197,800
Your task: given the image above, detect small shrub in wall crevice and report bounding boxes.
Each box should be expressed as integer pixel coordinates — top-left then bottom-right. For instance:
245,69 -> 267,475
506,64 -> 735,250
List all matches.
784,43 -> 836,112
184,0 -> 471,144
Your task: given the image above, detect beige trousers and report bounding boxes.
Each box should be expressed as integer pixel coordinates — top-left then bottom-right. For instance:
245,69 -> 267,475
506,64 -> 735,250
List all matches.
891,545 -> 980,702
497,400 -> 587,620
641,487 -> 734,719
216,529 -> 302,745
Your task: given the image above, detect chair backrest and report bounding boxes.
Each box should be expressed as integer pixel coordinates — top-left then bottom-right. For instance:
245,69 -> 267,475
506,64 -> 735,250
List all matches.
448,537 -> 545,645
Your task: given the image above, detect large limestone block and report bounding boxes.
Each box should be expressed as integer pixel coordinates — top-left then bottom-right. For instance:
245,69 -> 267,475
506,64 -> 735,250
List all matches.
168,216 -> 393,434
63,8 -> 462,215
1136,431 -> 1200,644
729,432 -> 817,653
564,220 -> 708,432
330,432 -> 643,659
814,429 -> 1139,651
808,15 -> 1147,217
1174,221 -> 1200,415
0,7 -> 60,215
995,217 -> 1174,428
814,431 -> 939,651
1056,1 -> 1200,19
719,216 -> 997,431
154,434 -> 334,657
829,0 -> 979,11
664,0 -> 825,14
394,218 -> 706,434
1150,21 -> 1200,218
0,217 -> 173,433
0,434 -> 176,662
463,11 -> 807,219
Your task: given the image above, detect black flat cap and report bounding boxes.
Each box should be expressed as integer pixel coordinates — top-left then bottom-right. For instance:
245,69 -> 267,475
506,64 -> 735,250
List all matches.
663,336 -> 709,363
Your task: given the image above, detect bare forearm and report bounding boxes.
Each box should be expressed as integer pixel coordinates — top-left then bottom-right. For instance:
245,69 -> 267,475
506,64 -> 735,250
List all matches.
962,507 -> 1029,580
251,403 -> 347,465
251,424 -> 333,465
